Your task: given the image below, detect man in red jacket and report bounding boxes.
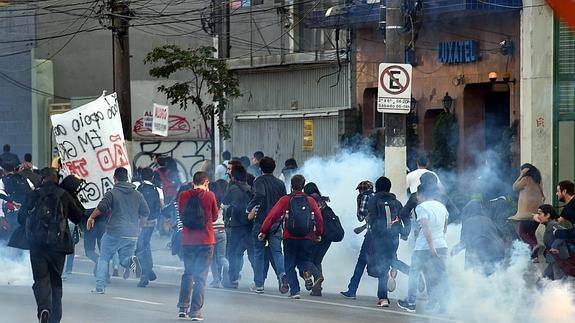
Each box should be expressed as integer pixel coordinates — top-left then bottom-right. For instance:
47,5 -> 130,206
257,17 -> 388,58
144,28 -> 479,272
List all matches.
258,175 -> 324,299
177,171 -> 218,321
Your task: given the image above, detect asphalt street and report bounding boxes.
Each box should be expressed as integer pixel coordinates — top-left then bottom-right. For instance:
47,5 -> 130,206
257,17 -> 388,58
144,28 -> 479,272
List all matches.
0,235 -> 457,323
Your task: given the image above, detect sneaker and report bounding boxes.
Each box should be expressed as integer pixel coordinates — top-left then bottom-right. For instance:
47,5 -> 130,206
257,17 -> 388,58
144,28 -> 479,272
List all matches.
279,274 -> 289,294
249,283 -> 264,294
303,271 -> 313,291
340,290 -> 356,299
112,268 -> 119,277
289,293 -> 301,299
312,275 -> 324,292
310,288 -> 322,297
226,280 -> 239,289
91,288 -> 105,294
137,279 -> 149,288
210,281 -> 222,288
39,309 -> 50,323
178,312 -> 190,320
377,299 -> 390,307
387,268 -> 398,292
397,299 -> 416,313
129,256 -> 142,278
190,313 -> 204,321
149,271 -> 157,281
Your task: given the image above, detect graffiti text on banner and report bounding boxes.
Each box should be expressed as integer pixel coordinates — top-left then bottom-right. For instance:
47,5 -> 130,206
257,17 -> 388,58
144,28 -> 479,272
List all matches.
51,92 -> 130,209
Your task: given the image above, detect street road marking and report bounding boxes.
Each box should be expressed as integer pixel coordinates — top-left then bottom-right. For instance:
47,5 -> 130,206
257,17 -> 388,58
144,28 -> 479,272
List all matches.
208,288 -> 462,323
112,297 -> 163,305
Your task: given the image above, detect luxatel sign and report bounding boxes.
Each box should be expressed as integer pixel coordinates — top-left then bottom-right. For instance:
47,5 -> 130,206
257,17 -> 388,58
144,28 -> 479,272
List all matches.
377,63 -> 412,114
438,40 -> 479,64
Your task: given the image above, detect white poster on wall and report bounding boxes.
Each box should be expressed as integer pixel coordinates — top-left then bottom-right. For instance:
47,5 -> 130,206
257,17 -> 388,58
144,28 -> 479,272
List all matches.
152,103 -> 169,137
50,92 -> 131,209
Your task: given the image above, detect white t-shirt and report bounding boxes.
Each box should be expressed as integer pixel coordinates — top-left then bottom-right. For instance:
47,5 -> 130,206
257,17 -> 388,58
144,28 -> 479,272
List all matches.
414,200 -> 448,251
406,168 -> 440,194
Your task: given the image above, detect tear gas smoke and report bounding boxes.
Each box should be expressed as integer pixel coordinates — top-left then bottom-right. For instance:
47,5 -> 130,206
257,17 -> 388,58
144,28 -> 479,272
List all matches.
299,149 -> 386,296
0,245 -> 32,286
294,147 -> 575,323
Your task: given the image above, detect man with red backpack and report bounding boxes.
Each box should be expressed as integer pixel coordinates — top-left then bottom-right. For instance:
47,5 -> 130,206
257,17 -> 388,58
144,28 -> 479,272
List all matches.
258,174 -> 324,299
177,171 -> 218,321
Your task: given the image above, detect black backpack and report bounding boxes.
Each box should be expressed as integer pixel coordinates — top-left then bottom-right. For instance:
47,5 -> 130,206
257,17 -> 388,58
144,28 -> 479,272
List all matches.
285,194 -> 315,237
180,194 -> 206,229
322,206 -> 344,242
369,197 -> 402,236
25,190 -> 68,247
137,183 -> 161,220
224,184 -> 253,227
3,173 -> 32,204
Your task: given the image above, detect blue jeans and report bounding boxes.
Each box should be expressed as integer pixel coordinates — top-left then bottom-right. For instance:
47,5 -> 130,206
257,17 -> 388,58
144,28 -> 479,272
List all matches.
135,226 -> 155,280
346,233 -> 371,294
178,245 -> 214,316
210,229 -> 229,283
406,248 -> 448,305
64,222 -> 76,274
284,239 -> 319,295
252,223 -> 285,287
228,225 -> 254,282
95,233 -> 137,290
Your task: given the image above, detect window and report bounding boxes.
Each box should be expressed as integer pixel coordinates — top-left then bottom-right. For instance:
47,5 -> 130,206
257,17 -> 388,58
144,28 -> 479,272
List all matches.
231,0 -> 262,9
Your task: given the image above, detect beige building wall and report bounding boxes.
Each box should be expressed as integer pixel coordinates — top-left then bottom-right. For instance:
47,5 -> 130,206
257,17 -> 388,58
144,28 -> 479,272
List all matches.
520,0 -> 554,197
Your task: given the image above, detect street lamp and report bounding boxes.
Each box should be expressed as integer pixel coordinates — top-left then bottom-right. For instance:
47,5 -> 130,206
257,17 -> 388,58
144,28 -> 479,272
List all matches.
442,92 -> 453,112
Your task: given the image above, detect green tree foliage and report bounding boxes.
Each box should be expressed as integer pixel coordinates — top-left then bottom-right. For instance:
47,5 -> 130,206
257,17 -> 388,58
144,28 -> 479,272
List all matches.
431,111 -> 459,171
144,45 -> 241,141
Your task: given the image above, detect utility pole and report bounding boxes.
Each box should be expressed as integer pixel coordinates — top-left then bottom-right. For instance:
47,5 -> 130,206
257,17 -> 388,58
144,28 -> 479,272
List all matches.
384,0 -> 407,200
212,0 -> 230,167
111,0 -> 132,141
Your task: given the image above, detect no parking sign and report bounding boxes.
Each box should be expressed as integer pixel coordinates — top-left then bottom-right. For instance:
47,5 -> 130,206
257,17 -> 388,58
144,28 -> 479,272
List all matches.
377,63 -> 412,114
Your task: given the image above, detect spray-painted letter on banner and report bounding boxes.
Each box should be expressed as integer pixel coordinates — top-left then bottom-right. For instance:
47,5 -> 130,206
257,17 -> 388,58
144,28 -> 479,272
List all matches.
51,92 -> 131,209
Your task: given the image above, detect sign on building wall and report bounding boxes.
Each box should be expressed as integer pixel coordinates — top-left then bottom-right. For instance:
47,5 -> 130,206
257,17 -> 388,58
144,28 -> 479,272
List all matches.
131,81 -> 210,140
51,93 -> 131,209
438,40 -> 480,64
152,103 -> 169,137
303,119 -> 313,152
377,63 -> 412,114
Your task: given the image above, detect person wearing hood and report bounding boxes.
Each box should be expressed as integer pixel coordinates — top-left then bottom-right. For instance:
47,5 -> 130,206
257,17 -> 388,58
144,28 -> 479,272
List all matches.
222,164 -> 254,288
365,177 -> 405,307
86,167 -> 150,294
279,158 -> 298,191
16,167 -> 83,323
451,185 -> 507,275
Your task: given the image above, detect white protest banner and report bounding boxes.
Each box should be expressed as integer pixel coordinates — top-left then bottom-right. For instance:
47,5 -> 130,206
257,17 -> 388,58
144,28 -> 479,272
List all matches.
50,92 -> 131,209
151,103 -> 169,137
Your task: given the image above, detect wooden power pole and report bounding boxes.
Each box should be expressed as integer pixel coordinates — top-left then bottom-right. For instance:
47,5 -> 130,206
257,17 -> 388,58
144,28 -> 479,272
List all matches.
384,0 -> 407,199
112,0 -> 132,141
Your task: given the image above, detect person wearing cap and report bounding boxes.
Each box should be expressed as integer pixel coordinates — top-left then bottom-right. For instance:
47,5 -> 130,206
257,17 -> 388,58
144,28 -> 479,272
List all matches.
340,180 -> 375,299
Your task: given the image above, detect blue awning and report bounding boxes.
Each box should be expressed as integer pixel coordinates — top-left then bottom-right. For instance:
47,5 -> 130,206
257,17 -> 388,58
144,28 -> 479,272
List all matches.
305,0 -> 522,29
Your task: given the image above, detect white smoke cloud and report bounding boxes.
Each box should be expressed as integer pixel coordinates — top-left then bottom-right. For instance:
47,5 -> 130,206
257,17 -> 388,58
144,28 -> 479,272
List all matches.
0,245 -> 33,286
299,149 -> 385,296
445,239 -> 575,323
297,148 -> 575,323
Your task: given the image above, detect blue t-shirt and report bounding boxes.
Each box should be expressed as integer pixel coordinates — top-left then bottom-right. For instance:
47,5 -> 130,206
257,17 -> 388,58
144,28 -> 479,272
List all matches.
414,200 -> 448,251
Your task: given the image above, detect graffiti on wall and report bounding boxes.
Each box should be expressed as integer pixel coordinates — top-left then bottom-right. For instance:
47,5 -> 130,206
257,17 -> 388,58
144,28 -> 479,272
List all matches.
131,140 -> 211,182
133,114 -> 210,140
